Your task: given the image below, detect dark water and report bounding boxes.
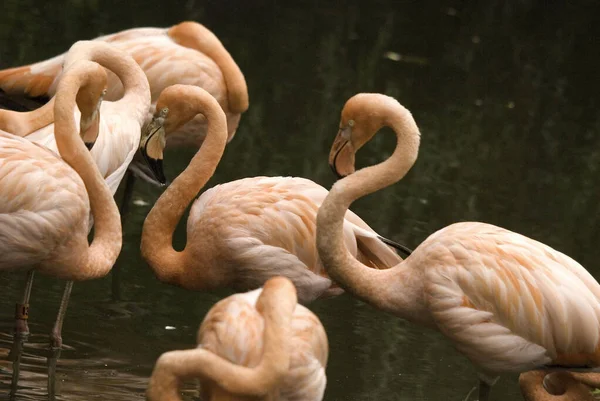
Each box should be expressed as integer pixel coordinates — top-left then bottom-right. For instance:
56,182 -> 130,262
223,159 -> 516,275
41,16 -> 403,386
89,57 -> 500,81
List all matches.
1,1 -> 600,400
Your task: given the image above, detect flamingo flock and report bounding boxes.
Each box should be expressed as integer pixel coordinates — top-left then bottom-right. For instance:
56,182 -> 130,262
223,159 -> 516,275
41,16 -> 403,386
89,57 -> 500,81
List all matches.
0,20 -> 598,401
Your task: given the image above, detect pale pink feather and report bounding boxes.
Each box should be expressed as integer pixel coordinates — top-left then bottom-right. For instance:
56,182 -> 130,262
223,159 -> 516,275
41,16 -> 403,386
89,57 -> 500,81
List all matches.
198,286 -> 328,401
187,176 -> 403,303
414,222 -> 600,372
0,131 -> 90,272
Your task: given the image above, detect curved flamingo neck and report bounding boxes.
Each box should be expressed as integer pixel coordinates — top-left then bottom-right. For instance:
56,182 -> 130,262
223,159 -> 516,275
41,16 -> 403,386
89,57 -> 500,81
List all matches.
53,62 -> 122,279
168,21 -> 249,114
317,104 -> 422,315
147,278 -> 296,400
0,98 -> 55,137
64,41 -> 150,124
141,88 -> 228,287
520,371 -> 594,401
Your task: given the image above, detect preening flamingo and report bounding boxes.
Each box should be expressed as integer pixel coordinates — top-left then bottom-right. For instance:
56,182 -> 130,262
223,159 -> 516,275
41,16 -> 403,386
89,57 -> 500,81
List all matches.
0,39 -> 153,356
140,85 -> 408,304
147,276 -> 328,401
315,93 -> 600,401
0,21 -> 248,145
519,371 -> 600,400
0,60 -> 121,396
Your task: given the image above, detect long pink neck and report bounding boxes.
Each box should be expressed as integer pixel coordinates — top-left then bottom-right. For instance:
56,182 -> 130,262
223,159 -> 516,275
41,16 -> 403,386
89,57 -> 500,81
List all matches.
141,90 -> 228,286
317,107 -> 424,317
53,64 -> 122,279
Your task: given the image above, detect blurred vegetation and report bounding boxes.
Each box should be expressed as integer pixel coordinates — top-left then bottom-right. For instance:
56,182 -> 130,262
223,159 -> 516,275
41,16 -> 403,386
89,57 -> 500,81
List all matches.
1,1 -> 600,400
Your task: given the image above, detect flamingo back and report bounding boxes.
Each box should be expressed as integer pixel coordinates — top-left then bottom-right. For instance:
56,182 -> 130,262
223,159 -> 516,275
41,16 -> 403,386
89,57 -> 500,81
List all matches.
186,176 -> 402,301
0,131 -> 89,270
197,287 -> 328,401
421,222 -> 600,373
0,25 -> 240,146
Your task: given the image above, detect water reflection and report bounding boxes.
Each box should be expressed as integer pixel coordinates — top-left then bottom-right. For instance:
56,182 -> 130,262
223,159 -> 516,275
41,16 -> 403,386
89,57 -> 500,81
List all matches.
1,1 -> 600,400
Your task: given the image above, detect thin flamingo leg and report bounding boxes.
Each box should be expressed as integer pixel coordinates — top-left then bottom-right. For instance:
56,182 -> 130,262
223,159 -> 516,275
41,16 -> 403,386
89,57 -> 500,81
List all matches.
111,170 -> 136,302
47,280 -> 73,400
9,269 -> 35,399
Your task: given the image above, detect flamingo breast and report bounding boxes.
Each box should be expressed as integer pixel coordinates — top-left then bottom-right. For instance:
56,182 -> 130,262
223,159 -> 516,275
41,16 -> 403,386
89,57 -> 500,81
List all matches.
0,132 -> 89,270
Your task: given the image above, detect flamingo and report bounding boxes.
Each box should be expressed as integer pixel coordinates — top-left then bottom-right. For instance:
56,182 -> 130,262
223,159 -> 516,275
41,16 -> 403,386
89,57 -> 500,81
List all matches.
0,39 -> 156,320
0,21 -> 248,145
519,371 -> 600,400
139,85 -> 409,304
1,40 -> 152,378
0,60 -> 121,397
315,93 -> 600,401
147,276 -> 328,401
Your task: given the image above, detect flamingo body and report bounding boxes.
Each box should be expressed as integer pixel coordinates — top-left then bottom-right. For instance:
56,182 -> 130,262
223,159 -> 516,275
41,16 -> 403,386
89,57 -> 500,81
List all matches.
181,176 -> 402,303
0,58 -> 121,282
197,286 -> 328,400
25,103 -> 144,194
316,92 -> 600,400
411,222 -> 600,373
0,131 -> 89,275
0,22 -> 246,145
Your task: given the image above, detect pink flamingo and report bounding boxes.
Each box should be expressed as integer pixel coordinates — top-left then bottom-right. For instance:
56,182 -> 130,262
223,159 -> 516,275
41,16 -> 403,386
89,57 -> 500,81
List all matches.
147,276 -> 328,400
0,21 -> 247,144
0,60 -> 121,397
316,93 -> 600,401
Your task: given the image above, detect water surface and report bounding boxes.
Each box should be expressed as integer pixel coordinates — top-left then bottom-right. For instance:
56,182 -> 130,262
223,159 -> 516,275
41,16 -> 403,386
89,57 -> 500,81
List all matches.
1,1 -> 600,400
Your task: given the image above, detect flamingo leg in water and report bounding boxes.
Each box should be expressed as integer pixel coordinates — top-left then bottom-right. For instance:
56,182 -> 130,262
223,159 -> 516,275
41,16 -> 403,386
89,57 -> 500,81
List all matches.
111,170 -> 136,302
47,280 -> 73,401
10,270 -> 35,400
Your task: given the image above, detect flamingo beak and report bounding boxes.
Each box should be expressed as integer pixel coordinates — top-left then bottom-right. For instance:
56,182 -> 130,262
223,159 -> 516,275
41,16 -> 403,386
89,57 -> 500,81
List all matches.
328,126 -> 355,179
140,114 -> 168,186
81,107 -> 102,151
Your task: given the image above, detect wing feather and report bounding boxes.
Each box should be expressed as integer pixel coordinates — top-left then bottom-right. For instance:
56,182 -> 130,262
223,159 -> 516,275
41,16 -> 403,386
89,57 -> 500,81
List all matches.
0,132 -> 89,269
198,287 -> 327,398
424,222 -> 600,372
190,176 -> 402,274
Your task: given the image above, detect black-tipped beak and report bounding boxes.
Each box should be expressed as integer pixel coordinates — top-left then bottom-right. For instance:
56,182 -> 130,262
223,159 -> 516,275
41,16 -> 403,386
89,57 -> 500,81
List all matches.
328,125 -> 355,180
141,150 -> 167,186
84,142 -> 95,151
329,140 -> 348,180
139,117 -> 168,186
129,149 -> 168,187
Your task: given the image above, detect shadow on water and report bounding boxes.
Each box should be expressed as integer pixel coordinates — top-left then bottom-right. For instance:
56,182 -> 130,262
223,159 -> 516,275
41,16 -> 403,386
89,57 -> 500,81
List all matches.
1,1 -> 600,400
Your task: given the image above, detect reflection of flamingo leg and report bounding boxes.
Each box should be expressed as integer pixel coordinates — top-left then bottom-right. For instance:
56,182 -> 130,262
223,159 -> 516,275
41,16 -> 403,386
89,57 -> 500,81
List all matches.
10,269 -> 35,400
47,280 -> 73,400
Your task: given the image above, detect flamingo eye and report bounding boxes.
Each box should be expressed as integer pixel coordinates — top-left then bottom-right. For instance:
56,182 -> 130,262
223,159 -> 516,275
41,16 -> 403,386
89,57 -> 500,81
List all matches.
348,119 -> 355,127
